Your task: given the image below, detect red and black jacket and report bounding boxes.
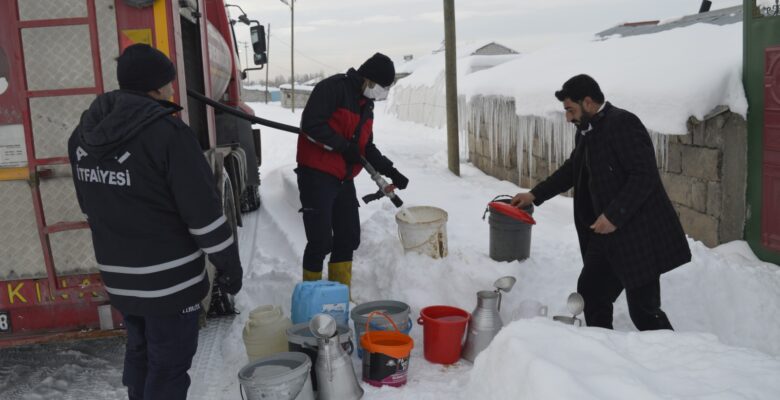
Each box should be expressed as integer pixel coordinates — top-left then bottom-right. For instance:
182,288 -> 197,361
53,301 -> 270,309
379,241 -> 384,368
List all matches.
297,68 -> 394,179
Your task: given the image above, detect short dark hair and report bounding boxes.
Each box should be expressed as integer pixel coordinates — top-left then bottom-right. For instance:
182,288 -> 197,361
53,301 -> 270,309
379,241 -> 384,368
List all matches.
554,74 -> 604,104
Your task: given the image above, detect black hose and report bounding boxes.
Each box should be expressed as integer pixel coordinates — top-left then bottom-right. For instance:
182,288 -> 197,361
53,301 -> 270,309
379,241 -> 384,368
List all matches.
188,89 -> 404,207
186,89 -> 300,134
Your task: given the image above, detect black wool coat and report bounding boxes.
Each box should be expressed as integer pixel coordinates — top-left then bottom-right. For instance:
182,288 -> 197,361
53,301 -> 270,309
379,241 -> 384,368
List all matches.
531,103 -> 691,288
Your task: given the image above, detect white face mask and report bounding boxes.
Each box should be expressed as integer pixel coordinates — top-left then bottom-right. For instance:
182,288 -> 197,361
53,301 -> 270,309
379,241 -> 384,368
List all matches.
363,84 -> 389,100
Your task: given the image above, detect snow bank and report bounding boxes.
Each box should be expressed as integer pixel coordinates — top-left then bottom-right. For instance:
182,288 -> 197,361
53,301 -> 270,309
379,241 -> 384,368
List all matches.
460,23 -> 745,135
466,319 -> 780,400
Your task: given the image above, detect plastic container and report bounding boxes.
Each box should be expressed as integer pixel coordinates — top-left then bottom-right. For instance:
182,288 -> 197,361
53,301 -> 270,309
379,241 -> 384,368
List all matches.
360,311 -> 414,387
291,281 -> 349,326
243,305 -> 292,362
238,352 -> 314,400
485,196 -> 535,262
351,300 -> 412,358
417,305 -> 470,364
396,206 -> 448,258
286,322 -> 353,391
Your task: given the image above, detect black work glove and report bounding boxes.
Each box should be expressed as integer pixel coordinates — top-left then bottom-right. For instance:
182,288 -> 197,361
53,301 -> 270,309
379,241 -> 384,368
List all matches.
388,168 -> 409,190
215,266 -> 243,295
341,142 -> 362,165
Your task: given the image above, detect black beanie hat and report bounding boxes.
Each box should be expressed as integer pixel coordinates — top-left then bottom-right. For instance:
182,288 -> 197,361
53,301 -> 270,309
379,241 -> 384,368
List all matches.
117,44 -> 176,92
357,53 -> 395,87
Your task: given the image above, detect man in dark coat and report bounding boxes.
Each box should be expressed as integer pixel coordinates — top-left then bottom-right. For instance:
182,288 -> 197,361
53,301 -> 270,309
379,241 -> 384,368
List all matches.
512,74 -> 691,331
296,53 -> 408,290
68,44 -> 242,400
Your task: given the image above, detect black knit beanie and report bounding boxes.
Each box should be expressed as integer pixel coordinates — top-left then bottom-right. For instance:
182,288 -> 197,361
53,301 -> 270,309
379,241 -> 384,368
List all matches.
357,53 -> 395,87
117,44 -> 176,92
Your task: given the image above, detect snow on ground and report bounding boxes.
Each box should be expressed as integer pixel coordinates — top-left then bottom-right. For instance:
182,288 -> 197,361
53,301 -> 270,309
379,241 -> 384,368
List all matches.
2,101 -> 780,399
210,101 -> 780,399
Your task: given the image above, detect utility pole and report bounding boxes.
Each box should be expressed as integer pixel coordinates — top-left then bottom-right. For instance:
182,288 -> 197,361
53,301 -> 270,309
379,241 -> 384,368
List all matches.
443,0 -> 460,176
265,23 -> 270,104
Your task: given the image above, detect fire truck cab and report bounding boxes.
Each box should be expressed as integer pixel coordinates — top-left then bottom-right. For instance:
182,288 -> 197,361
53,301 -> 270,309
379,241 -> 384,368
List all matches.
0,0 -> 265,346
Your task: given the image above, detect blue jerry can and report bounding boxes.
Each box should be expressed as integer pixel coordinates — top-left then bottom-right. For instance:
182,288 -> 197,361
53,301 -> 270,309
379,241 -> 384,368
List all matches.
291,281 -> 350,326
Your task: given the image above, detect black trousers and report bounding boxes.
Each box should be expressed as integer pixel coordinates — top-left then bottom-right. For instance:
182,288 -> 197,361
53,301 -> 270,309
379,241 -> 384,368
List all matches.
297,167 -> 361,273
577,235 -> 673,331
122,305 -> 200,400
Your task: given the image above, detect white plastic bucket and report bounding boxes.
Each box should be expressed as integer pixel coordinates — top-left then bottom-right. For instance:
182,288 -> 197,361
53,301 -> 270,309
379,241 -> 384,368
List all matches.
238,352 -> 314,400
395,206 -> 448,258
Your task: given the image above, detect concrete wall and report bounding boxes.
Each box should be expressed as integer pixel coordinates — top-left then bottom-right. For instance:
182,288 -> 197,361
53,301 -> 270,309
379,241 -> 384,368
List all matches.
467,97 -> 747,247
280,88 -> 312,109
242,88 -> 275,102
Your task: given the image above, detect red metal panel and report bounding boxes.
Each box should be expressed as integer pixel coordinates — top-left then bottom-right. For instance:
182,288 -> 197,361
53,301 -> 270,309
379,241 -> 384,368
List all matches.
18,17 -> 90,29
763,46 -> 780,251
0,2 -> 24,126
27,87 -> 102,98
0,274 -> 122,343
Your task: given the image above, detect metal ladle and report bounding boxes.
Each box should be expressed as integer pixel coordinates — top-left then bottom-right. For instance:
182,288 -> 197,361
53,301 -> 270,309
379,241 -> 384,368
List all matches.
493,276 -> 517,312
309,313 -> 338,339
566,292 -> 585,317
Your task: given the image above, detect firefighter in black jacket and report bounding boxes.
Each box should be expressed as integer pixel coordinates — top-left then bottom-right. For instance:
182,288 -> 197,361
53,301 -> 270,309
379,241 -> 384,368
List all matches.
512,75 -> 690,331
297,53 -> 409,291
68,44 -> 242,400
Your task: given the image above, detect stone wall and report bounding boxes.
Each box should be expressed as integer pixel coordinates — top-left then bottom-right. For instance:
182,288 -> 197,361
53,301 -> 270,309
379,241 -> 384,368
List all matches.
467,97 -> 747,247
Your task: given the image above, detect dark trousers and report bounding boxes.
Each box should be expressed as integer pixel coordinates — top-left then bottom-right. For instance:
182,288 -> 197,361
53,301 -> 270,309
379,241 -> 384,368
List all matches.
577,235 -> 673,331
297,167 -> 361,273
122,306 -> 200,400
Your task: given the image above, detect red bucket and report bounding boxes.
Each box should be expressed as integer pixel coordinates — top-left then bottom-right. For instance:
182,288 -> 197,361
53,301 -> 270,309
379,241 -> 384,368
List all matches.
417,305 -> 470,364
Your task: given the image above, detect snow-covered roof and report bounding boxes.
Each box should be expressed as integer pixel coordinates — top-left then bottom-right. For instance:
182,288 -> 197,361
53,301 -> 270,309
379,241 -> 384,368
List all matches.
243,85 -> 279,91
597,5 -> 741,38
433,41 -> 518,56
395,41 -> 520,77
279,83 -> 315,93
458,21 -> 745,135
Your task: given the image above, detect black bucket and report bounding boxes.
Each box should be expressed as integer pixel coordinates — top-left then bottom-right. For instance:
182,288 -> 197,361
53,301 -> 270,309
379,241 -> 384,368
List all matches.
484,196 -> 535,262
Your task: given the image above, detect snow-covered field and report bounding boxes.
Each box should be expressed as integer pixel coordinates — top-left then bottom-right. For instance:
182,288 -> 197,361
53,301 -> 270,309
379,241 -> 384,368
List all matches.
2,101 -> 779,400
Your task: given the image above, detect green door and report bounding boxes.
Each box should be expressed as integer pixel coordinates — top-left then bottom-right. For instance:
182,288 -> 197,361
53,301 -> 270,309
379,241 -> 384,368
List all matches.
745,1 -> 780,263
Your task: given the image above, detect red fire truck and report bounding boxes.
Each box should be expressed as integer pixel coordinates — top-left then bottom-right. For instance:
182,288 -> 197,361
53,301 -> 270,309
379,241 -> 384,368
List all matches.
0,0 -> 266,346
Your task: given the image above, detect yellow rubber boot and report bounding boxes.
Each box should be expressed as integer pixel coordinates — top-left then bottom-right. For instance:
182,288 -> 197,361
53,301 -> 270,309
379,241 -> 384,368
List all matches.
302,269 -> 322,281
328,261 -> 352,298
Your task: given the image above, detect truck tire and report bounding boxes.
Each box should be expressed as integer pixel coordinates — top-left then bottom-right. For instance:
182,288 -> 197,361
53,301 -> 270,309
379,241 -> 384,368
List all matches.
204,171 -> 239,317
240,184 -> 261,213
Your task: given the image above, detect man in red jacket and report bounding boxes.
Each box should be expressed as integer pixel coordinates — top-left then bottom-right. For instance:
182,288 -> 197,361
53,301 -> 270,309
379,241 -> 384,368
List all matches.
296,53 -> 408,290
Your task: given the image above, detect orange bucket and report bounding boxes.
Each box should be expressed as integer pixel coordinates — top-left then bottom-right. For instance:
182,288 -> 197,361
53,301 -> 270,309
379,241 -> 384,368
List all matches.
359,311 -> 414,387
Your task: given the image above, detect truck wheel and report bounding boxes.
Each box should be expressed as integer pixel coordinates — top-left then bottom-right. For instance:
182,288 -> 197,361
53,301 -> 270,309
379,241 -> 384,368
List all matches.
206,172 -> 239,317
240,184 -> 261,213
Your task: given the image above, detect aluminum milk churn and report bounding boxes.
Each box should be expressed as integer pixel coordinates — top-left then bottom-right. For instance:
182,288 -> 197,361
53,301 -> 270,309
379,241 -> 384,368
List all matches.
310,314 -> 363,400
461,290 -> 504,362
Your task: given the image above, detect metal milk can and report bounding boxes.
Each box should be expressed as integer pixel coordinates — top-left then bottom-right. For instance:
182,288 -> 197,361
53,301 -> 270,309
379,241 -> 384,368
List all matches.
461,276 -> 516,362
309,314 -> 363,400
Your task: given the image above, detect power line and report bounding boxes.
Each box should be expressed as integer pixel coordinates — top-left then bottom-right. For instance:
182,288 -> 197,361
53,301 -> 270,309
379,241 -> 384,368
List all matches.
272,35 -> 341,72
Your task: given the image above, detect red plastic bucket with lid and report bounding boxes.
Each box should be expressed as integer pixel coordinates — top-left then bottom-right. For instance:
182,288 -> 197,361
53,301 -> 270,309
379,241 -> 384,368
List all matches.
417,305 -> 470,364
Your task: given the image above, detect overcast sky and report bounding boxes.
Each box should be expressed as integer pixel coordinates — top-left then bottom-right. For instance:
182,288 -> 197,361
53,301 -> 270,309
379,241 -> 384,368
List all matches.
227,0 -> 743,82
